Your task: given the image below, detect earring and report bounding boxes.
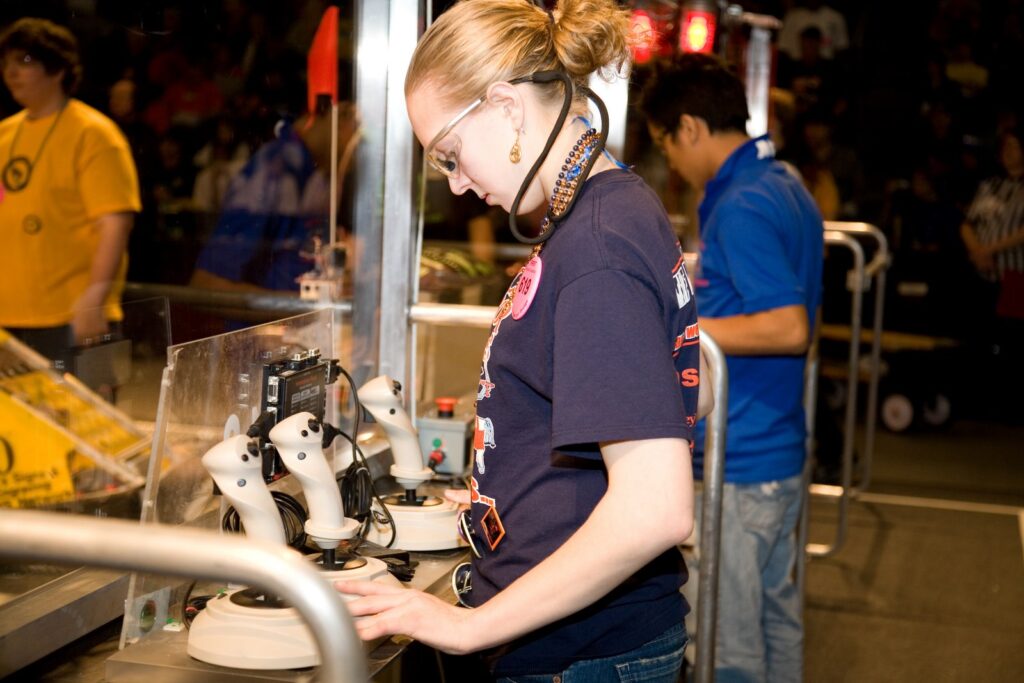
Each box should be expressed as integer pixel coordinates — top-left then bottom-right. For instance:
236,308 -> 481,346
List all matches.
509,129 -> 522,164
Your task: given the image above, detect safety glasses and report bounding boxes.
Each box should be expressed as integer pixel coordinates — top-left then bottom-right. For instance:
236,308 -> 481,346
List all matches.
423,75 -> 533,180
424,96 -> 485,179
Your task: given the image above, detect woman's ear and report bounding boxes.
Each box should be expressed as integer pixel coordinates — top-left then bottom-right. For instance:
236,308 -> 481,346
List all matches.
485,81 -> 525,131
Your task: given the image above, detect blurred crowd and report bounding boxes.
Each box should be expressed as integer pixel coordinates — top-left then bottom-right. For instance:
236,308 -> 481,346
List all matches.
1,0 -> 1021,330
0,0 -> 356,285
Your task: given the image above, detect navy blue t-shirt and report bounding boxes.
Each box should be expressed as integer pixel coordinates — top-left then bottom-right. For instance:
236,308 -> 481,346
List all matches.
468,169 -> 700,675
693,135 -> 824,483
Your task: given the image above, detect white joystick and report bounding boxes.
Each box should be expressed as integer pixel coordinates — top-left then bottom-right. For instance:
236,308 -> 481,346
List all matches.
359,375 -> 433,491
269,412 -> 359,550
202,434 -> 285,545
357,375 -> 464,551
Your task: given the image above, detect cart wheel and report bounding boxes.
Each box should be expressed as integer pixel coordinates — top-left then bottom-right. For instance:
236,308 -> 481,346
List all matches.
921,393 -> 952,428
881,393 -> 915,432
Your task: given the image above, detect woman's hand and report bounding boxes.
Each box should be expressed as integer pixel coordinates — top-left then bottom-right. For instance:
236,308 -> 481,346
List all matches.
336,580 -> 477,654
444,488 -> 471,508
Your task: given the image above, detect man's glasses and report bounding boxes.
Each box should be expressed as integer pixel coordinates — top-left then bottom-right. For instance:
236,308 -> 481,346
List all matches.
424,96 -> 485,180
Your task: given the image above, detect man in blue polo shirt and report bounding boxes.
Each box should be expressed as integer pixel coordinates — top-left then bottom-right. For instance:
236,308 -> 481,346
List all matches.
642,55 -> 824,683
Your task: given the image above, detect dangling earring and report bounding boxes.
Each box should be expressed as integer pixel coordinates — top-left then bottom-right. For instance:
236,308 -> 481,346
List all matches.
509,129 -> 522,164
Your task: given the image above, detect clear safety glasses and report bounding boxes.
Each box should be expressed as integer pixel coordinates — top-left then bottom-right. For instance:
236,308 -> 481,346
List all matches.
424,96 -> 485,179
423,76 -> 533,180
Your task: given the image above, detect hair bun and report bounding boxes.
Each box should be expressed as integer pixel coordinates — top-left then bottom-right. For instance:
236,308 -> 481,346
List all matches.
550,0 -> 632,80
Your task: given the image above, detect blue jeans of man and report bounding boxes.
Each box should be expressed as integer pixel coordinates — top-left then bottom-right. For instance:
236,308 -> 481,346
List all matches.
687,474 -> 804,683
494,622 -> 687,683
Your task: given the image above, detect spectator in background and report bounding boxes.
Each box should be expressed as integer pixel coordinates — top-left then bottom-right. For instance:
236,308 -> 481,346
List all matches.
143,51 -> 225,139
190,103 -> 358,294
641,54 -> 823,683
147,128 -> 196,213
107,76 -> 156,176
960,128 -> 1024,417
961,129 -> 1024,304
192,115 -> 249,214
776,0 -> 849,62
945,37 -> 989,103
777,26 -> 844,122
0,18 -> 140,367
794,116 -> 861,219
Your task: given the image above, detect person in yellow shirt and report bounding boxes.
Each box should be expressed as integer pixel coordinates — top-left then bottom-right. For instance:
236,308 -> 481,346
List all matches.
0,18 -> 140,369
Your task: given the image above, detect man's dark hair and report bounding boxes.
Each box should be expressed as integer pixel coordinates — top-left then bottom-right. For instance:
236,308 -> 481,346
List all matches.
0,18 -> 82,95
639,53 -> 748,136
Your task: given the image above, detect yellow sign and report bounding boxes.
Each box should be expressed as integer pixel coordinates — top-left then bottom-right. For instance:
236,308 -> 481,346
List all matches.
0,391 -> 75,508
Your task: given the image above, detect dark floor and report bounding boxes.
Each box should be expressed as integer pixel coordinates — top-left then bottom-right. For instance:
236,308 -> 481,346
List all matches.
804,418 -> 1024,682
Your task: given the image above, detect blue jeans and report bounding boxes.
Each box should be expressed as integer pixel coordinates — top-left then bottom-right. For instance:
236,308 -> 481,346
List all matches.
494,622 -> 687,683
685,474 -> 804,683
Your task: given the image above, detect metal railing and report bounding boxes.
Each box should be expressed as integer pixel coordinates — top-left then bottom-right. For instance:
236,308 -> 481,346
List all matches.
822,221 -> 890,493
694,332 -> 729,683
0,510 -> 366,683
123,282 -> 353,316
805,231 -> 865,558
803,223 -> 890,560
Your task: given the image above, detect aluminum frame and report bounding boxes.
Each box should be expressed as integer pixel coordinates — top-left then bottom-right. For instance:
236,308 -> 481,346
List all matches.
0,510 -> 366,683
804,230 -> 865,559
693,332 -> 729,683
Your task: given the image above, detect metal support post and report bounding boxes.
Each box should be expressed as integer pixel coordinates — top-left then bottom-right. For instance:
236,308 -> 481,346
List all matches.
806,231 -> 865,558
378,0 -> 421,394
694,332 -> 729,683
796,313 -> 821,607
823,221 -> 890,492
350,0 -> 390,385
0,510 -> 366,683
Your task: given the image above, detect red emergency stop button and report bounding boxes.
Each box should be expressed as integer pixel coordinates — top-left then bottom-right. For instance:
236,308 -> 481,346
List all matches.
435,397 -> 457,418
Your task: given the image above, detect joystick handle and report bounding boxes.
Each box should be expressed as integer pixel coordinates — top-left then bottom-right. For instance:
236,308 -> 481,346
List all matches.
202,435 -> 286,545
270,412 -> 358,548
358,375 -> 433,490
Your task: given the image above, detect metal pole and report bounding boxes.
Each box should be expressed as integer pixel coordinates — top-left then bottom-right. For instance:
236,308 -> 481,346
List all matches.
694,331 -> 728,683
796,314 -> 821,608
807,232 -> 864,558
351,0 -> 390,385
123,282 -> 353,316
0,510 -> 366,683
378,0 -> 421,395
744,26 -> 772,137
823,222 -> 890,492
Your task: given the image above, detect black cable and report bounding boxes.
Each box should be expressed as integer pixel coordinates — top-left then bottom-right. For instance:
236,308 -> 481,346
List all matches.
221,491 -> 309,551
334,367 -> 397,548
507,71 -> 611,246
181,579 -> 215,630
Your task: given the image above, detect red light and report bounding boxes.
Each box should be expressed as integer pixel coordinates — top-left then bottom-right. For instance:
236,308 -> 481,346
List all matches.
630,10 -> 656,64
680,10 -> 716,54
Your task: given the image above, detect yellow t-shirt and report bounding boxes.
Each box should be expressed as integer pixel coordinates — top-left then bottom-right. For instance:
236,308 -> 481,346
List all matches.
0,99 -> 141,327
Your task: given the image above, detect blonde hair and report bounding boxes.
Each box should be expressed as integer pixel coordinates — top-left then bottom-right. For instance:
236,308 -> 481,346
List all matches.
406,0 -> 632,109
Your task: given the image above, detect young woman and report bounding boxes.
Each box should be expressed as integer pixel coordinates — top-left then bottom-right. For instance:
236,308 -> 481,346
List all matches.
338,2 -> 707,680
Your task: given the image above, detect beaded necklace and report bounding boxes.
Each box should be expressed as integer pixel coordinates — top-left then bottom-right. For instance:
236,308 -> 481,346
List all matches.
533,126 -> 600,258
510,126 -> 601,321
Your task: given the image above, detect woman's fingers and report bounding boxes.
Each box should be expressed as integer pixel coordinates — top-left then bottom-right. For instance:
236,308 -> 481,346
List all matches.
444,488 -> 471,506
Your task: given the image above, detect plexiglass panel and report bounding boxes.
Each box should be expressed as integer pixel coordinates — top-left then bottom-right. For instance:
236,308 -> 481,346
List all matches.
119,309 -> 341,647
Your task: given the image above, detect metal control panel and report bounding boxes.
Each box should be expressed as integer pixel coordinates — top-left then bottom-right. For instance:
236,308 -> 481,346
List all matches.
416,393 -> 474,477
